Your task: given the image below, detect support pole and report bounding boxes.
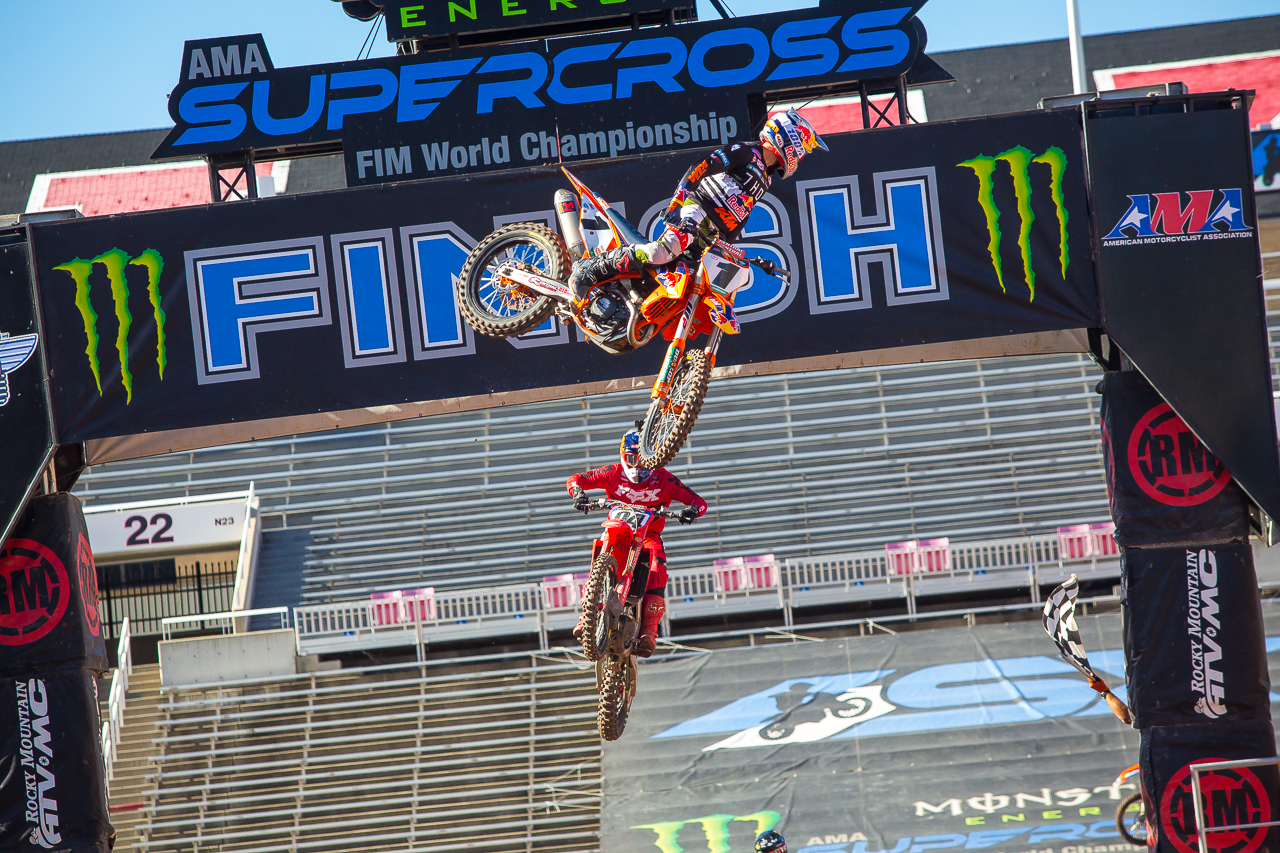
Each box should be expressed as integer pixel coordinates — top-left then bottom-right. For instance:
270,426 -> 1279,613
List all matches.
1065,0 -> 1087,94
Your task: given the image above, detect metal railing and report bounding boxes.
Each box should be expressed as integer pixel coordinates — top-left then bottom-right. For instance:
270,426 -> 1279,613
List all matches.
160,606 -> 289,641
292,533 -> 1122,655
97,559 -> 237,638
101,616 -> 132,786
1190,756 -> 1280,853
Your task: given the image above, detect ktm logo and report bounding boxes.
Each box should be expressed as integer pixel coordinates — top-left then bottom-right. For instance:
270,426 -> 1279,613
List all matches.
1103,189 -> 1251,243
52,248 -> 167,405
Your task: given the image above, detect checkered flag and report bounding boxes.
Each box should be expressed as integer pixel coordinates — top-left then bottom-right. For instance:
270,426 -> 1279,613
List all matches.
1042,575 -> 1133,725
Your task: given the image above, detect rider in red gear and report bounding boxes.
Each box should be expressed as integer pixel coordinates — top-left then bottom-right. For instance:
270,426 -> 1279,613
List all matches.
567,428 -> 708,657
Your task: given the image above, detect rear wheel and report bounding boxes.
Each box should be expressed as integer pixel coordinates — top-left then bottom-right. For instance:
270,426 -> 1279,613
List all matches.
579,553 -> 615,662
638,349 -> 711,469
1116,792 -> 1150,847
597,654 -> 636,741
456,223 -> 566,337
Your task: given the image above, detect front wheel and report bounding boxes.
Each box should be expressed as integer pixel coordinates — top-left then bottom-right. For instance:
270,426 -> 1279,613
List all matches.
637,349 -> 711,469
597,654 -> 637,741
579,553 -> 615,662
456,223 -> 566,338
1116,792 -> 1150,847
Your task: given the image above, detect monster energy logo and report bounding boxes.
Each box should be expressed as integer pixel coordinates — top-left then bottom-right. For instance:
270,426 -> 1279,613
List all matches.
958,145 -> 1069,302
633,811 -> 781,853
52,248 -> 166,404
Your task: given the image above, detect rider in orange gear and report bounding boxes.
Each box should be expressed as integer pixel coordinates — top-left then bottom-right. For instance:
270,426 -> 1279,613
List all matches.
567,428 -> 708,657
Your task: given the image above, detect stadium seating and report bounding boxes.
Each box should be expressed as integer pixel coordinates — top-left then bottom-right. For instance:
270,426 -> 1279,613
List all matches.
76,355 -> 1117,607
136,653 -> 601,853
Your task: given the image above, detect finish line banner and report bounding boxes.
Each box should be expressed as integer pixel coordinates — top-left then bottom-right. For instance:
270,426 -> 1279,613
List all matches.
28,107 -> 1096,445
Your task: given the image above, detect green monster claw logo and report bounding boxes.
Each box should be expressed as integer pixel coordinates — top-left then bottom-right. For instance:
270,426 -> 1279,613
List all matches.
958,145 -> 1069,302
633,811 -> 781,853
53,248 -> 166,404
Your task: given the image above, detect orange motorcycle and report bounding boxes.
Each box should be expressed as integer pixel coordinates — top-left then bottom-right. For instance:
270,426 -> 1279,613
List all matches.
454,168 -> 789,468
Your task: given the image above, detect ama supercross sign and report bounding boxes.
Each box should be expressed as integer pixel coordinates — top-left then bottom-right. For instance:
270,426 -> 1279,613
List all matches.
1101,188 -> 1253,245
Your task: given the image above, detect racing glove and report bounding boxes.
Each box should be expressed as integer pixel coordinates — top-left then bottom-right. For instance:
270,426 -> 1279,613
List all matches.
571,487 -> 592,513
679,507 -> 700,525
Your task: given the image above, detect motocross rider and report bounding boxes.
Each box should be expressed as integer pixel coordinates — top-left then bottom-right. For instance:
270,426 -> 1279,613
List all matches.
566,428 -> 708,657
567,108 -> 827,304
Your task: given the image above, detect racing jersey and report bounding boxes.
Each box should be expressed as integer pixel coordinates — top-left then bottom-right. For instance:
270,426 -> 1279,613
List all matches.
566,464 -> 708,537
671,142 -> 773,240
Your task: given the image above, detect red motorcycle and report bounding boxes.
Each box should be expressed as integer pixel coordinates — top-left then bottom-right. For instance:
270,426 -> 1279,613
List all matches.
578,498 -> 681,741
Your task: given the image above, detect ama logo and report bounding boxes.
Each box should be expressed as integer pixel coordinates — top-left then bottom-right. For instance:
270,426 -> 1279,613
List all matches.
1103,189 -> 1252,245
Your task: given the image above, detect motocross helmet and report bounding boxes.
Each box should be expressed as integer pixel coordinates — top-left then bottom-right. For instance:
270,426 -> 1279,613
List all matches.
759,109 -> 827,180
756,832 -> 787,853
620,429 -> 652,484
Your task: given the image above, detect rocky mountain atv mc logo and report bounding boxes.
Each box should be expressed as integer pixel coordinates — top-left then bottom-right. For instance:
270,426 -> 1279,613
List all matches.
52,248 -> 167,404
0,330 -> 39,407
1160,760 -> 1271,853
0,539 -> 70,646
958,145 -> 1069,302
1127,403 -> 1231,507
1102,189 -> 1252,246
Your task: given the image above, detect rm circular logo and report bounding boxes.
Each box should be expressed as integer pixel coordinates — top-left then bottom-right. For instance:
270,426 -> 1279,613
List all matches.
1161,760 -> 1271,853
1127,404 -> 1231,507
0,538 -> 69,645
77,534 -> 101,637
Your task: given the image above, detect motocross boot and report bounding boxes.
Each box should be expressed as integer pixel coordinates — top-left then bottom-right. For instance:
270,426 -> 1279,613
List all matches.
634,594 -> 665,658
568,247 -> 640,307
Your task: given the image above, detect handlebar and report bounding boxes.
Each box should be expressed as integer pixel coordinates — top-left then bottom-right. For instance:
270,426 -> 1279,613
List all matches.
748,256 -> 791,284
586,497 -> 682,519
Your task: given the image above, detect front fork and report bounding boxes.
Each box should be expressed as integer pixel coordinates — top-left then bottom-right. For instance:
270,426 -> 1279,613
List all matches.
653,290 -> 724,399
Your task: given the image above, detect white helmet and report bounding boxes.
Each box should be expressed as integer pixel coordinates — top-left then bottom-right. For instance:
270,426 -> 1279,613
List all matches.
759,109 -> 828,179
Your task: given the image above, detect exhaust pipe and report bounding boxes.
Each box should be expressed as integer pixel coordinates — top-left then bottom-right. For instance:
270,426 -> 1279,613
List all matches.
554,189 -> 587,260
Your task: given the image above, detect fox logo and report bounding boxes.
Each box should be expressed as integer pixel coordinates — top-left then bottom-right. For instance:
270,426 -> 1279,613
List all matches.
616,485 -> 663,503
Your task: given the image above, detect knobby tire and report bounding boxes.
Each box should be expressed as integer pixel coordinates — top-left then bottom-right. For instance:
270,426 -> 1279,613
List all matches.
457,223 -> 567,338
579,553 -> 614,662
638,349 -> 711,469
1116,792 -> 1149,847
597,654 -> 635,741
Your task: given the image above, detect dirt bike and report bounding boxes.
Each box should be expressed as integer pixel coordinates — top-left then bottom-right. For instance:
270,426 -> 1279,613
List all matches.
1114,764 -> 1152,847
576,497 -> 681,741
759,690 -> 873,740
454,167 -> 790,469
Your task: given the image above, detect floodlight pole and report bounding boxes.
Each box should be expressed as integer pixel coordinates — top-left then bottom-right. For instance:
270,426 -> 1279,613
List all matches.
1066,0 -> 1088,94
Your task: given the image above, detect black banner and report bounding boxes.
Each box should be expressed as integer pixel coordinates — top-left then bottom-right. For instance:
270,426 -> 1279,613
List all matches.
382,0 -> 696,42
0,495 -> 108,678
1140,719 -> 1280,853
1099,371 -> 1250,548
0,669 -> 112,853
1121,543 -> 1269,729
151,2 -> 931,185
1087,101 -> 1280,530
0,238 -> 55,546
31,108 -> 1098,444
603,614 -> 1139,853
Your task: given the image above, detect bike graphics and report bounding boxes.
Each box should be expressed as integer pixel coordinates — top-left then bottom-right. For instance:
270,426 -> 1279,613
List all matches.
577,498 -> 681,741
454,167 -> 790,468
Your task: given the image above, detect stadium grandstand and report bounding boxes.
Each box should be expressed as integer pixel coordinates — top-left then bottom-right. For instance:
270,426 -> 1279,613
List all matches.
3,13 -> 1279,853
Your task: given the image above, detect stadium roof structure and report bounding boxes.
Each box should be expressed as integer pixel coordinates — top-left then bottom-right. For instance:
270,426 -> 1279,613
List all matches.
2,14 -> 1278,219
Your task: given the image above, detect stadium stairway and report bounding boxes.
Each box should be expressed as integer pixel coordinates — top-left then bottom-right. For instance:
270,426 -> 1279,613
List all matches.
105,663 -> 165,851
248,528 -> 313,631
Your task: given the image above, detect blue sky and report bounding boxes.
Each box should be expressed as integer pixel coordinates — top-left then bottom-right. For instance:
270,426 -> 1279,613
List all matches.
0,0 -> 1276,142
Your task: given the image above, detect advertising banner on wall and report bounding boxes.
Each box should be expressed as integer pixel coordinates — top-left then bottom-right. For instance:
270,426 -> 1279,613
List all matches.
29,107 -> 1097,446
0,494 -> 109,678
1121,543 -> 1270,728
1098,371 -> 1250,548
0,238 -> 56,546
0,668 -> 113,853
603,615 -> 1139,853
